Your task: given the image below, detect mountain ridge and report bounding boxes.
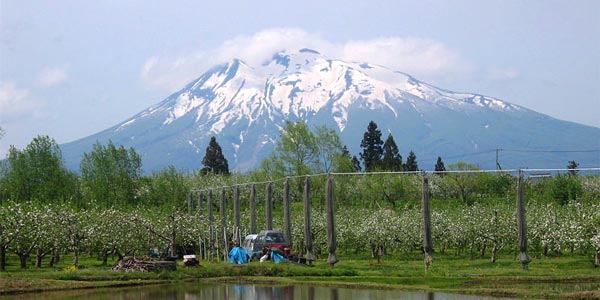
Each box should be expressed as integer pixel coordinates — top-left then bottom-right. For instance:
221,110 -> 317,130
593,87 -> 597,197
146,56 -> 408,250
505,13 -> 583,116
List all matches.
61,49 -> 600,173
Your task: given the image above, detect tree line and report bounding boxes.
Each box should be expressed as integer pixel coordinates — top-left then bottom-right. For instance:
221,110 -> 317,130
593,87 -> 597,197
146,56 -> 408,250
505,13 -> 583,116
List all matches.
0,120 -> 584,208
1,124 -> 598,270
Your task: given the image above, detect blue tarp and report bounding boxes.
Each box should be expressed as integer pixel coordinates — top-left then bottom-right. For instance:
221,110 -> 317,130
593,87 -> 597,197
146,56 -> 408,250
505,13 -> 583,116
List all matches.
270,250 -> 288,264
229,247 -> 249,264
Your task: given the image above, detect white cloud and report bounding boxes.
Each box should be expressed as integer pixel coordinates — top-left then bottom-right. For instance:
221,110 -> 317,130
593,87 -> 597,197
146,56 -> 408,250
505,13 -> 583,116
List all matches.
340,37 -> 470,80
140,28 -> 472,91
0,81 -> 44,120
37,67 -> 68,87
486,67 -> 519,81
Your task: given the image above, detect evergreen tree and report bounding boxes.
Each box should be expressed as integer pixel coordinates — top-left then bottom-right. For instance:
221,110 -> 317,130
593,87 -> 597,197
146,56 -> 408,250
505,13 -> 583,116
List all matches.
359,121 -> 384,172
351,156 -> 361,172
404,150 -> 419,172
434,156 -> 446,174
381,134 -> 403,171
201,136 -> 230,175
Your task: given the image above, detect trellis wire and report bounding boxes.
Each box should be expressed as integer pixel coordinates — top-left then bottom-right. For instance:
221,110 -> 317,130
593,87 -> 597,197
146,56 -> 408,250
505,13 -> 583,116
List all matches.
187,167 -> 599,268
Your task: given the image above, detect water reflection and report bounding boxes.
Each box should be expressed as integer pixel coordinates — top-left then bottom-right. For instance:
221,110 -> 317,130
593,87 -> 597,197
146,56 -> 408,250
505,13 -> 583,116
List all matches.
5,283 -> 512,300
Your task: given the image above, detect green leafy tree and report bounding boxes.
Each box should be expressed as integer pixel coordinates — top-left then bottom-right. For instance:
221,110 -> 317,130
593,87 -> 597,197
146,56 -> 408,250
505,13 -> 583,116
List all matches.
201,136 -> 229,175
550,174 -> 582,205
52,205 -> 93,267
142,166 -> 189,207
359,121 -> 383,172
315,125 -> 344,173
333,145 -> 358,173
404,150 -> 419,172
381,134 -> 403,171
0,201 -> 25,271
80,140 -> 142,207
446,162 -> 479,203
1,135 -> 77,203
263,120 -> 318,177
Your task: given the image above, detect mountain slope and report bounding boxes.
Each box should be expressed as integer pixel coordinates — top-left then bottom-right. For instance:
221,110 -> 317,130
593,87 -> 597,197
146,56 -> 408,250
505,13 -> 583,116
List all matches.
61,49 -> 600,173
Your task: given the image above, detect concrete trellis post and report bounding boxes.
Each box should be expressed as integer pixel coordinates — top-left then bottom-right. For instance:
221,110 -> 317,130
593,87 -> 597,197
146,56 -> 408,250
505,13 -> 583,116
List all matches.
220,188 -> 228,261
516,170 -> 531,270
208,189 -> 214,260
197,191 -> 203,259
187,192 -> 193,214
266,182 -> 273,231
422,173 -> 434,270
250,184 -> 257,234
197,191 -> 203,214
304,176 -> 316,264
283,178 -> 292,249
326,175 -> 339,267
234,185 -> 241,244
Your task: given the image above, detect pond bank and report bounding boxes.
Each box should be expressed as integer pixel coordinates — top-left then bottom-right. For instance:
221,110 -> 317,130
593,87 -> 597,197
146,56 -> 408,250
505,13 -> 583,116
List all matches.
1,256 -> 599,299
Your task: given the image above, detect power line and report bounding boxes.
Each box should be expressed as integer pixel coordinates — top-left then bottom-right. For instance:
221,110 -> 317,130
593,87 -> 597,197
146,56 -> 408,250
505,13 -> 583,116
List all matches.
499,148 -> 600,153
419,148 -> 600,164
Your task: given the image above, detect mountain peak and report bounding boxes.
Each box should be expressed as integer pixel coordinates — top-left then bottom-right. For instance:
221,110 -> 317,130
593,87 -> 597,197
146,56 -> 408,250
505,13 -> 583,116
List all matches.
60,49 -> 600,173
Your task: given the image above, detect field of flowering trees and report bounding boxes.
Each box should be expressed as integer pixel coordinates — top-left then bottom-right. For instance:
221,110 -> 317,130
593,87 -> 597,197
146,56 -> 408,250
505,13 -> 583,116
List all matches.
1,171 -> 599,271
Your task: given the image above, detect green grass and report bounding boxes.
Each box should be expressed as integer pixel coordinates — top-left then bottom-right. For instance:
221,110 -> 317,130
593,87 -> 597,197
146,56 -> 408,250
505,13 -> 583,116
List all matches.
1,252 -> 599,299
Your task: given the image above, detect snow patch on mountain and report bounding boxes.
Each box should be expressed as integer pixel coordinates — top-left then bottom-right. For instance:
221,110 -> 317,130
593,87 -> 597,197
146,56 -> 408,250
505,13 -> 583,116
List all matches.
59,48 -> 599,174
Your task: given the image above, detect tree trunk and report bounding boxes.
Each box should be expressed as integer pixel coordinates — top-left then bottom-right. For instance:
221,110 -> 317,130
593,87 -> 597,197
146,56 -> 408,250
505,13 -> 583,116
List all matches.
595,250 -> 600,268
170,213 -> 176,257
19,254 -> 28,269
491,244 -> 498,263
36,248 -> 43,268
102,252 -> 109,266
0,245 -> 6,271
116,250 -> 124,261
480,243 -> 487,259
73,243 -> 80,267
50,250 -> 60,267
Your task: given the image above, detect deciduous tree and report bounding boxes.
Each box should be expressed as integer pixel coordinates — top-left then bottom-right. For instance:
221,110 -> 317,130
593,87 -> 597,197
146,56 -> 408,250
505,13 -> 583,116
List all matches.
80,140 -> 142,207
1,135 -> 77,203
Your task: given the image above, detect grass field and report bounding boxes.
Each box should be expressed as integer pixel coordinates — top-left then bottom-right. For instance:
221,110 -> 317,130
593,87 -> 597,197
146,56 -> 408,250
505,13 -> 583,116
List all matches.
1,252 -> 599,299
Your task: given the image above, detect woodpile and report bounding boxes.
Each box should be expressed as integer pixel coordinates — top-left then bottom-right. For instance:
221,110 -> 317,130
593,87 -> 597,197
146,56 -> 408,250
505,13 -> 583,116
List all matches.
112,256 -> 176,272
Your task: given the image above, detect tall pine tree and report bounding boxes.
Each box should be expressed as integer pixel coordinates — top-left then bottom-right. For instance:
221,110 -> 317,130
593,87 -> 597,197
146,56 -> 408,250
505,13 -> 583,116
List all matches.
351,156 -> 361,172
404,150 -> 419,172
381,134 -> 403,171
359,121 -> 384,172
201,136 -> 229,175
434,156 -> 446,174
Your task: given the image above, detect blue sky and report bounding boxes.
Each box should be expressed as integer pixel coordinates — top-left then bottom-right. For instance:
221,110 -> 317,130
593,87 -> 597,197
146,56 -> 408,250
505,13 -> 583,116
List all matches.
1,0 -> 599,157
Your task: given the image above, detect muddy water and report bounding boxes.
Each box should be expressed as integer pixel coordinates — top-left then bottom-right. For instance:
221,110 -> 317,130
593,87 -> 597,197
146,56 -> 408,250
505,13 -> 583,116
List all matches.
6,283 -> 513,300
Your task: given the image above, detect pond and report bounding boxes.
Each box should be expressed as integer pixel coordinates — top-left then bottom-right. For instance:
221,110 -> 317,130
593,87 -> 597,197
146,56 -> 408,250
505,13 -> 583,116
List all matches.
5,282 -> 512,300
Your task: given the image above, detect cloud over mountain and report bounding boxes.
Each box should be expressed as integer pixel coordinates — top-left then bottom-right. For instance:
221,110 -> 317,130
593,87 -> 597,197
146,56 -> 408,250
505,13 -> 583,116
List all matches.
139,28 -> 470,92
63,48 -> 599,173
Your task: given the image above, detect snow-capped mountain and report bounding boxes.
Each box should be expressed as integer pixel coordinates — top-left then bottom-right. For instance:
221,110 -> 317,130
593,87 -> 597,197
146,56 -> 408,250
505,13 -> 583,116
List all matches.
61,49 -> 599,173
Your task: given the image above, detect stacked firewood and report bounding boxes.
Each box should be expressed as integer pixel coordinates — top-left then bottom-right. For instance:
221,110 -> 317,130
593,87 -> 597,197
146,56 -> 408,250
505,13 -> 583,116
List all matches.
112,256 -> 176,272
